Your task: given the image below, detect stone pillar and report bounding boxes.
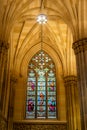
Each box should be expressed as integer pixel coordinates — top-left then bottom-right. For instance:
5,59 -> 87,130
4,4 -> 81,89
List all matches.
72,38 -> 87,130
64,76 -> 81,130
0,41 -> 9,113
8,75 -> 17,130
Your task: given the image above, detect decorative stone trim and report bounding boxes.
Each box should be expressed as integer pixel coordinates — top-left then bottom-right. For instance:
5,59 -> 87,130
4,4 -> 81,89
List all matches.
64,75 -> 77,86
0,114 -> 7,130
13,122 -> 67,130
72,38 -> 87,54
10,74 -> 18,84
0,40 -> 9,49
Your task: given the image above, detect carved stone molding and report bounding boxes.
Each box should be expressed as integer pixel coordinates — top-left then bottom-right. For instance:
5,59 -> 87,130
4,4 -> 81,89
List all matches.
64,75 -> 77,87
10,74 -> 18,84
13,123 -> 67,130
0,114 -> 7,130
13,123 -> 31,130
72,38 -> 87,54
0,40 -> 9,53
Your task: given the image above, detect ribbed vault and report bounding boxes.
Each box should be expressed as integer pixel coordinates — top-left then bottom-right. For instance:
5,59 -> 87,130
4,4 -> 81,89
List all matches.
0,0 -> 78,76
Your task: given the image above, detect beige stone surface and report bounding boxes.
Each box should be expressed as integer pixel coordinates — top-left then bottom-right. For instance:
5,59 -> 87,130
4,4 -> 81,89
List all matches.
0,0 -> 87,130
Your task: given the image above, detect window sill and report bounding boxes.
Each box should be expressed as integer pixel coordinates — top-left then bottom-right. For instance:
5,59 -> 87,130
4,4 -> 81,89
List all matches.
13,119 -> 67,124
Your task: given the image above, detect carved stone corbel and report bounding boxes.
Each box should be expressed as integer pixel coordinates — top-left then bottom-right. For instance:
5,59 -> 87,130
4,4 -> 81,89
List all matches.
0,40 -> 9,54
72,38 -> 87,54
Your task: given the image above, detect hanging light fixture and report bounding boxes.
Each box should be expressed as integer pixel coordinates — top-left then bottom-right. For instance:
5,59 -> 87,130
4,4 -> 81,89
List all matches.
36,0 -> 48,73
36,18 -> 45,72
37,14 -> 47,24
37,0 -> 47,24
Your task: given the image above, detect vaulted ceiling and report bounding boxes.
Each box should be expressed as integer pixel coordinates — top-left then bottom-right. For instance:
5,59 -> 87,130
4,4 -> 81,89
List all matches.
0,0 -> 78,76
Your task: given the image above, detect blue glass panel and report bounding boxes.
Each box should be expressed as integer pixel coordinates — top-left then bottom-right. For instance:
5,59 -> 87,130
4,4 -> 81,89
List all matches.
47,77 -> 56,82
48,70 -> 54,77
27,98 -> 34,112
48,97 -> 56,113
26,50 -> 57,119
47,87 -> 56,91
37,91 -> 45,96
38,86 -> 45,91
27,81 -> 36,91
27,91 -> 35,95
26,100 -> 35,106
37,106 -> 46,111
27,96 -> 35,101
28,78 -> 36,82
37,100 -> 46,105
29,71 -> 35,77
38,76 -> 45,81
37,111 -> 46,118
48,91 -> 56,95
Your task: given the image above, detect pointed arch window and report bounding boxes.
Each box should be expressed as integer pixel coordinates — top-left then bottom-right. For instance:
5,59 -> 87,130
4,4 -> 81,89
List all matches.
26,51 -> 57,119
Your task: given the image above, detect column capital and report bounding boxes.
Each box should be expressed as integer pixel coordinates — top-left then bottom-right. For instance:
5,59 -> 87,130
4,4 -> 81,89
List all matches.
0,40 -> 9,53
64,75 -> 77,86
10,74 -> 18,84
72,38 -> 87,54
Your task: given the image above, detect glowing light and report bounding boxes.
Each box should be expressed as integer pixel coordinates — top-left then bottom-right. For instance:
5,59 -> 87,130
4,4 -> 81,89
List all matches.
37,14 -> 47,24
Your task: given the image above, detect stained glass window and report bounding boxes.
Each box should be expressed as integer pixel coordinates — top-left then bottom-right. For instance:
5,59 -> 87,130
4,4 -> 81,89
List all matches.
26,51 -> 57,119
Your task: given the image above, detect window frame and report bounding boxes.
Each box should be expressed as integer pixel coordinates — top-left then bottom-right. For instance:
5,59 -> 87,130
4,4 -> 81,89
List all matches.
25,51 -> 58,120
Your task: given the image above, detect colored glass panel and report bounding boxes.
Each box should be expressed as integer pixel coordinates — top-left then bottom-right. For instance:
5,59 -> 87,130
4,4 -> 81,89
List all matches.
26,51 -> 57,119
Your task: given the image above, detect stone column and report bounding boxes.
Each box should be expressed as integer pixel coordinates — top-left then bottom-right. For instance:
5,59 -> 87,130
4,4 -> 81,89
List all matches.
8,75 -> 17,130
0,41 -> 9,111
64,76 -> 81,130
72,38 -> 87,130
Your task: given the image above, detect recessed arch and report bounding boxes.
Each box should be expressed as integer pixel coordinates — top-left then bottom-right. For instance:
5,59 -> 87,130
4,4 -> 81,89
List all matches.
26,50 -> 57,119
18,42 -> 63,78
